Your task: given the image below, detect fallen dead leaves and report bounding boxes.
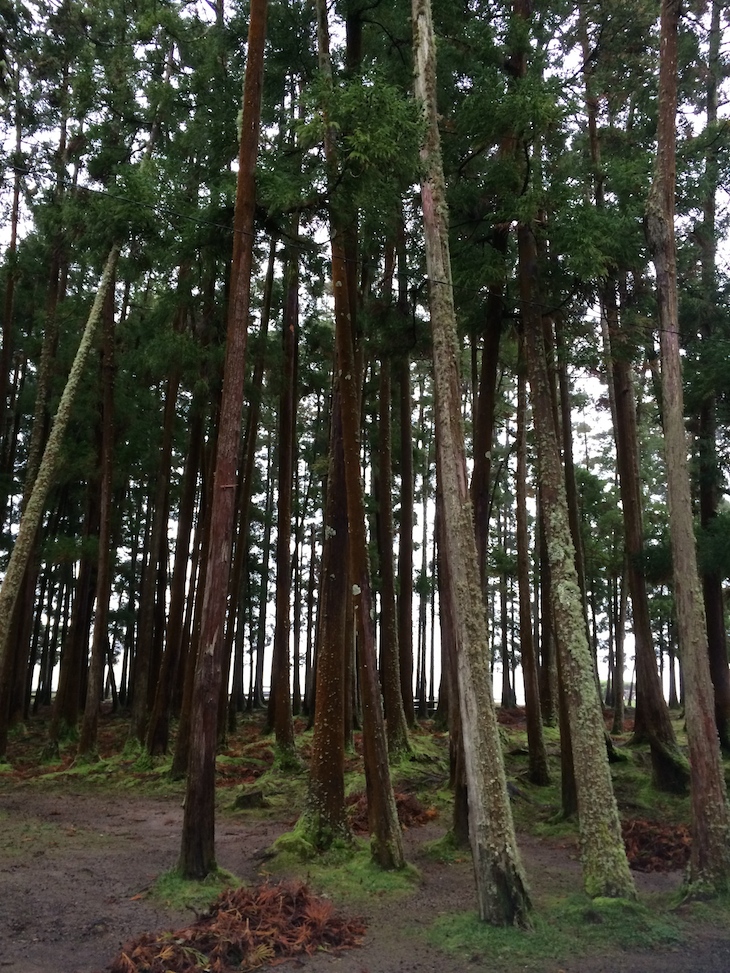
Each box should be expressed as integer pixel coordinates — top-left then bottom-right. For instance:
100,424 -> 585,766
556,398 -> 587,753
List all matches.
346,790 -> 438,834
103,881 -> 365,973
622,818 -> 691,872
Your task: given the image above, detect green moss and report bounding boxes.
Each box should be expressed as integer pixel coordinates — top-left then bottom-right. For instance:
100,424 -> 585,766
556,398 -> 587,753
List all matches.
265,832 -> 420,902
150,867 -> 240,911
429,894 -> 682,970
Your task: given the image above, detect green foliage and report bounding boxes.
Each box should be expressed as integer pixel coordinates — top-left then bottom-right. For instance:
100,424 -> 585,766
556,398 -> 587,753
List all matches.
297,67 -> 424,220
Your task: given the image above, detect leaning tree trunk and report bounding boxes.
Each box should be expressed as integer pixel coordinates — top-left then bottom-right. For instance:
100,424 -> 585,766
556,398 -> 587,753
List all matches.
0,246 -> 119,686
178,0 -> 268,880
413,0 -> 531,926
644,0 -> 730,895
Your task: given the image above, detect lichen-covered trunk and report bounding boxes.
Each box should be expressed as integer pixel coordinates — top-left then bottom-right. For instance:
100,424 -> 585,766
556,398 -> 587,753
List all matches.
0,246 -> 119,694
520,223 -> 635,900
645,0 -> 730,895
178,0 -> 268,879
413,0 -> 531,926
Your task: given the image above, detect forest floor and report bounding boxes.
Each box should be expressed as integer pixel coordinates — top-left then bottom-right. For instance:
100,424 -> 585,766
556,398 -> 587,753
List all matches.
1,710 -> 729,973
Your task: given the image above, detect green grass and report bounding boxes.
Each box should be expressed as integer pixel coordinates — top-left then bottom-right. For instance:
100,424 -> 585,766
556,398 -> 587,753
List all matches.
429,894 -> 683,971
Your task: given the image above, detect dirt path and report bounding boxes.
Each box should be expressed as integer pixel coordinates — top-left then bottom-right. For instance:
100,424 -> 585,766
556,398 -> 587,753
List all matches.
1,783 -> 729,973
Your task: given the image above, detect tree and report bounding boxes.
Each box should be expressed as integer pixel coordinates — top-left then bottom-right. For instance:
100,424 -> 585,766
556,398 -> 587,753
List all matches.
520,219 -> 635,901
413,0 -> 531,926
0,245 -> 119,719
179,0 -> 269,880
644,0 -> 730,896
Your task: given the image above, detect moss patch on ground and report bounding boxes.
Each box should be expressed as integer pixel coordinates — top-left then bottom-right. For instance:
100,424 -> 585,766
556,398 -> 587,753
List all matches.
265,827 -> 420,903
429,894 -> 683,971
149,867 -> 240,912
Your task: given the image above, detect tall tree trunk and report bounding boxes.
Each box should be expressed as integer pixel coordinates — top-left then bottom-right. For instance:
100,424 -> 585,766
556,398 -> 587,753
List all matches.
269,238 -> 298,760
696,0 -> 730,752
129,362 -> 180,745
302,381 -> 349,846
315,0 -> 404,871
397,355 -> 415,727
520,221 -> 635,900
516,337 -> 550,785
644,0 -> 730,895
178,0 -> 269,879
603,283 -> 687,790
413,0 -> 531,925
146,395 -> 205,755
376,359 -> 411,756
78,272 -> 116,758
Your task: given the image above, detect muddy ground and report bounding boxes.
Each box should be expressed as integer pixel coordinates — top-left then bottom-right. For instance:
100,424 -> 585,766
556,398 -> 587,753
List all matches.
1,779 -> 730,973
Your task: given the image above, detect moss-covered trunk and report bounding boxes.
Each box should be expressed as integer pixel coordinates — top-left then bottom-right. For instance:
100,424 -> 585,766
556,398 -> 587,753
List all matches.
520,222 -> 635,901
413,0 -> 531,926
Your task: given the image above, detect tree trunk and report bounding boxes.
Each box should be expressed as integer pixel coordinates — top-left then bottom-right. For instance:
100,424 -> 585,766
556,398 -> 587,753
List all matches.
520,221 -> 635,900
0,247 -> 119,692
316,0 -> 404,871
603,282 -> 687,790
644,0 -> 730,895
516,337 -> 550,785
413,0 -> 531,925
397,356 -> 416,728
78,272 -> 116,758
376,359 -> 411,756
178,0 -> 268,879
269,238 -> 298,760
302,381 -> 349,846
696,0 -> 730,752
